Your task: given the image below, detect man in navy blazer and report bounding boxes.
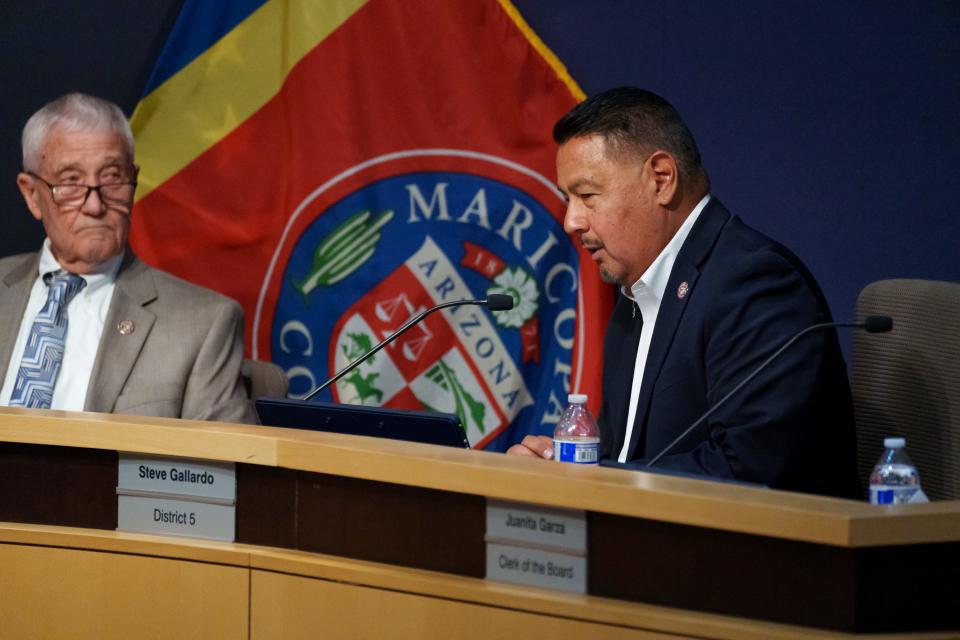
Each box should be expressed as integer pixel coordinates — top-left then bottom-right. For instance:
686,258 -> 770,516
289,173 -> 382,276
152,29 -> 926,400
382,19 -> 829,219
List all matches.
509,87 -> 860,499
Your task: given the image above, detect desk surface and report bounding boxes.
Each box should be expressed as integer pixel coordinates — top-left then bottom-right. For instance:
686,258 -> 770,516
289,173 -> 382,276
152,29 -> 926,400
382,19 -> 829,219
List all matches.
1,405 -> 957,548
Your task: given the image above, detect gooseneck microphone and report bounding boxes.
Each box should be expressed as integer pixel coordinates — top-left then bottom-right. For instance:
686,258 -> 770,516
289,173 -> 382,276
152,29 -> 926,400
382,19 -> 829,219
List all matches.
645,315 -> 893,467
303,294 -> 515,401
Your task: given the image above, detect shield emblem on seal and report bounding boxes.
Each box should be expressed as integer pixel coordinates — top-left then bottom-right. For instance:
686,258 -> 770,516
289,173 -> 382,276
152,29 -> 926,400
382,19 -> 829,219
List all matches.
330,236 -> 533,447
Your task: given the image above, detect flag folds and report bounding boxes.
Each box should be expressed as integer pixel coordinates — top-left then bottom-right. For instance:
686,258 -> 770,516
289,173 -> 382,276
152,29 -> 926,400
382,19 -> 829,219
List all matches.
131,0 -> 611,450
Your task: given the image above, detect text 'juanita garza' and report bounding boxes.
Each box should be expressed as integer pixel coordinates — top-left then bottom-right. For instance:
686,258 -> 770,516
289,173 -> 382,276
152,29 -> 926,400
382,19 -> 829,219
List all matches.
505,513 -> 566,534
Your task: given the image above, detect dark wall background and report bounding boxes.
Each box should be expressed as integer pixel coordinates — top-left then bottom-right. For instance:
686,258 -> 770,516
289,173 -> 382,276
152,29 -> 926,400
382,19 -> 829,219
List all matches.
2,1 -> 958,350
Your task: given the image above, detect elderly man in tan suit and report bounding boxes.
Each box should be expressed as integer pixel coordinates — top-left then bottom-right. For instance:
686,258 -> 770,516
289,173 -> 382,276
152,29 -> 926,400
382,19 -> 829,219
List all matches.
0,92 -> 255,424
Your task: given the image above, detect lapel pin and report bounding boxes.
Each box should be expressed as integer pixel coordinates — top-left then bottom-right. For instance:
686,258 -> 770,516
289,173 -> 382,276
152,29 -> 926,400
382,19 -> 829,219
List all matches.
117,319 -> 135,335
677,281 -> 690,300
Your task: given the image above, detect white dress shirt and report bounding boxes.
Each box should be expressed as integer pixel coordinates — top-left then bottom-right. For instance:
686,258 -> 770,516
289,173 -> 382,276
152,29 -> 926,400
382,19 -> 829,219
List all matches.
618,194 -> 711,462
0,240 -> 122,410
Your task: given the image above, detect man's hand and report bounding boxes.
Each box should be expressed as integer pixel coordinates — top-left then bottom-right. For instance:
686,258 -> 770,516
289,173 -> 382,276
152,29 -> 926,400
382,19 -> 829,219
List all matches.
506,435 -> 554,460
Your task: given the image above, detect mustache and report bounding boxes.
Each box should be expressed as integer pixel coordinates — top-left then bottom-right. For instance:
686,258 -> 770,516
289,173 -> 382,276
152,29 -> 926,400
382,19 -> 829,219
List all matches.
579,235 -> 604,251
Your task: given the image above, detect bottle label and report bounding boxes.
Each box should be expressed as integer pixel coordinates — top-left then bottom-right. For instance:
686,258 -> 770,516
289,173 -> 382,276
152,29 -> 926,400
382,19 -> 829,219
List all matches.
554,438 -> 599,464
869,485 -> 920,505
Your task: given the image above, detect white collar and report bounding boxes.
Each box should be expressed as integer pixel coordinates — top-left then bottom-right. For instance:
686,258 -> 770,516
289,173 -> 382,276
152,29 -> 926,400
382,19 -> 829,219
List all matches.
38,238 -> 123,295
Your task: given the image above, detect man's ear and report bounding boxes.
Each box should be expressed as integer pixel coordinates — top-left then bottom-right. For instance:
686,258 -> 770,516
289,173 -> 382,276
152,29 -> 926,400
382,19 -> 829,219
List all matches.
16,173 -> 44,221
648,151 -> 679,206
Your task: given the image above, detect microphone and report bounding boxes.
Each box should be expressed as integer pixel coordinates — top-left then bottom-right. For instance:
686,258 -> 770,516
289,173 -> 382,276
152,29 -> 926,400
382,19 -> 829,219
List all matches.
303,294 -> 515,401
645,315 -> 893,467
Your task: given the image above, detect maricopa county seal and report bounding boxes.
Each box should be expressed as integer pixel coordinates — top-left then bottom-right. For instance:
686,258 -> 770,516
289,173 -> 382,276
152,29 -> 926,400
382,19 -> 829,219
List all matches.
258,151 -> 584,451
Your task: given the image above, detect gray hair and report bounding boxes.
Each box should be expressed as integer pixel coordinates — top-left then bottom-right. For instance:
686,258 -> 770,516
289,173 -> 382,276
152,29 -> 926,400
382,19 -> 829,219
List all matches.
21,93 -> 134,172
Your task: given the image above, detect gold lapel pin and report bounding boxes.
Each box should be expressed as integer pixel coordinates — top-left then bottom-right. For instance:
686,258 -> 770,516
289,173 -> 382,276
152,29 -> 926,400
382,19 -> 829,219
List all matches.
117,319 -> 135,335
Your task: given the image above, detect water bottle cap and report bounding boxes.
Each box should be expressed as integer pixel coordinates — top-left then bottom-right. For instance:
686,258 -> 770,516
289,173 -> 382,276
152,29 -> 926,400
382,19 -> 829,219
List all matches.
567,393 -> 588,404
884,437 -> 906,449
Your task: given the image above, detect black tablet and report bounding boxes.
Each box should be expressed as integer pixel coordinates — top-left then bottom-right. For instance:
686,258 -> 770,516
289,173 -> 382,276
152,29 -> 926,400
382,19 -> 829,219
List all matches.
254,397 -> 470,448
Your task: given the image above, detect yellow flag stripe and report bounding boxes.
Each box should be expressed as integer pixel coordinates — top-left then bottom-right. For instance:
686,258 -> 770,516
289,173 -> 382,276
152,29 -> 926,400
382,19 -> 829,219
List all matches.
496,0 -> 586,102
131,0 -> 367,201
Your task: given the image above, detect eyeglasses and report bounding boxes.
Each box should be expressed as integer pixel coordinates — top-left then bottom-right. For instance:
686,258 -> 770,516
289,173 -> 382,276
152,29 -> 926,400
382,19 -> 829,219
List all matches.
25,171 -> 137,208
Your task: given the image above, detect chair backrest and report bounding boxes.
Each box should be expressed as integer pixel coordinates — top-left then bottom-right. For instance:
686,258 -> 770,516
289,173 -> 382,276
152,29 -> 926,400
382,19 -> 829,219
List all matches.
852,279 -> 960,501
241,359 -> 289,400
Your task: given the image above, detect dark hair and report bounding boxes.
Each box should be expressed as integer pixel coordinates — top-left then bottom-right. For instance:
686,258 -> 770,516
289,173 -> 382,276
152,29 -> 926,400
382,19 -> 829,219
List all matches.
553,87 -> 703,180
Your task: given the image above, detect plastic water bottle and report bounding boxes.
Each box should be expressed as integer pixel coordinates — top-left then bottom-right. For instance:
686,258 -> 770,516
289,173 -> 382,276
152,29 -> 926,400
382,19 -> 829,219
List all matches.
553,394 -> 600,464
869,437 -> 924,504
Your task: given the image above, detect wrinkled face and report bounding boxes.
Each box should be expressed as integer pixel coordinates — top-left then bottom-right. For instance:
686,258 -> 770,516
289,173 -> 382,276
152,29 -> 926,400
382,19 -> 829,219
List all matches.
17,126 -> 137,274
557,134 -> 674,287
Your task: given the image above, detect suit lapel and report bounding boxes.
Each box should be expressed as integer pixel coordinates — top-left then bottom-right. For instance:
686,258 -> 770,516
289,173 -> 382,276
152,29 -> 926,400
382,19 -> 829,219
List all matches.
624,199 -> 731,459
0,253 -> 41,390
84,253 -> 157,413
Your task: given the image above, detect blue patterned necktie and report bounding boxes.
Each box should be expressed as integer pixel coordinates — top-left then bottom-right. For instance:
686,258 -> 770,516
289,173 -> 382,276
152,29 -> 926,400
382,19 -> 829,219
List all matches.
9,272 -> 86,409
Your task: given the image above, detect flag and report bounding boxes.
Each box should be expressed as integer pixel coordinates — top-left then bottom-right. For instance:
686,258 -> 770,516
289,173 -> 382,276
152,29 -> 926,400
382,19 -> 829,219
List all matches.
130,0 -> 612,450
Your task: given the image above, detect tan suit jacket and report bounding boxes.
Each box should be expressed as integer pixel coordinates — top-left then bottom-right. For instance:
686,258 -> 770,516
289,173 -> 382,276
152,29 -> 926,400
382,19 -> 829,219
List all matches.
0,250 -> 256,424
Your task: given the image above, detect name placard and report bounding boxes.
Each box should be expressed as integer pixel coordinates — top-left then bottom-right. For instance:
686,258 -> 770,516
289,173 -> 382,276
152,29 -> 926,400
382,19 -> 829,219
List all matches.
486,499 -> 586,553
118,454 -> 236,500
485,499 -> 587,594
486,543 -> 586,594
117,495 -> 235,541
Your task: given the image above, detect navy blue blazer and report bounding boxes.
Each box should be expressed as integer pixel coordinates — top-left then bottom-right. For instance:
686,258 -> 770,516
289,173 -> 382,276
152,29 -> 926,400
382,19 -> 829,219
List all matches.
599,198 -> 860,499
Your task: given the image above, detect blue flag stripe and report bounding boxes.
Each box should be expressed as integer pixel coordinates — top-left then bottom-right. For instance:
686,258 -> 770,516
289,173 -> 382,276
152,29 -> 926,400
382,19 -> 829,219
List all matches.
142,0 -> 269,96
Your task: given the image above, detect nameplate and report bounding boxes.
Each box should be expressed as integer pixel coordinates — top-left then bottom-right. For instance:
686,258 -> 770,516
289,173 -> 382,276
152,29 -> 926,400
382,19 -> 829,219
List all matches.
117,495 -> 235,541
485,499 -> 586,553
486,543 -> 586,594
118,454 -> 236,501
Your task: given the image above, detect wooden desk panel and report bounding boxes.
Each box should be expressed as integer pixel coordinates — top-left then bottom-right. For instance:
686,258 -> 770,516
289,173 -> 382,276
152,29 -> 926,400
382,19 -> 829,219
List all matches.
1,407 -> 958,634
0,442 -> 116,529
0,535 -> 248,640
9,523 -> 946,640
294,471 -> 486,576
250,569 -> 663,640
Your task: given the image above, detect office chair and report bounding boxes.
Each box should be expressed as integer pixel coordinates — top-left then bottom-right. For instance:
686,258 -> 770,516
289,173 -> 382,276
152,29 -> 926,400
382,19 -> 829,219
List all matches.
851,279 -> 960,501
241,359 -> 289,400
